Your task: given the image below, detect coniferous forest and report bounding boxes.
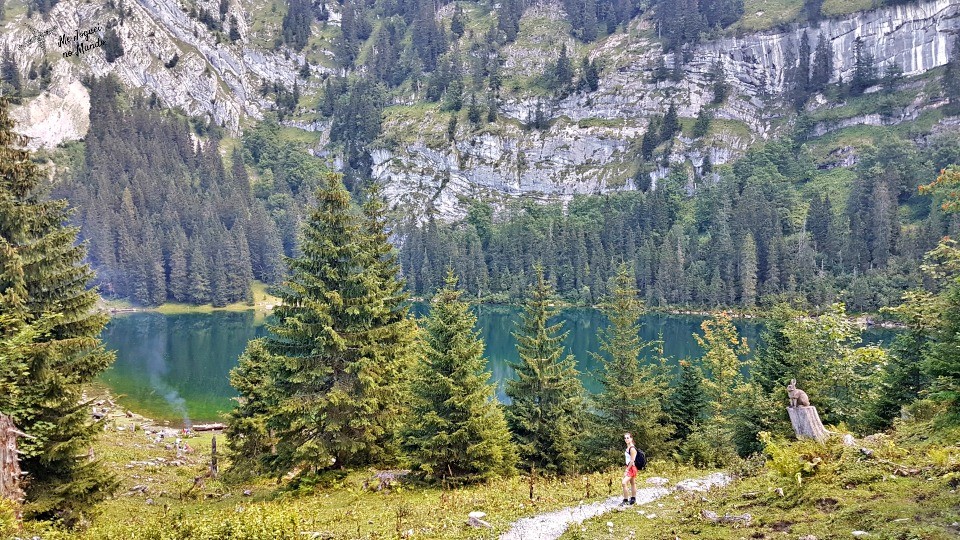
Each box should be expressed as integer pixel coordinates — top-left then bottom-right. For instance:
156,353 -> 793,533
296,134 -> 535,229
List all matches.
398,130 -> 960,311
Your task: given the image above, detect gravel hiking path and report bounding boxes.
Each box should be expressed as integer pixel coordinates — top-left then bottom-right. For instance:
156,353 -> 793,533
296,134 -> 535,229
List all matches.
498,472 -> 731,540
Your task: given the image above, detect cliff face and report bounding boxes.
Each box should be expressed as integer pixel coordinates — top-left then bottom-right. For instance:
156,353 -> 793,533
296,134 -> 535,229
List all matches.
2,0 -> 308,148
4,0 -> 958,215
700,0 -> 959,93
372,0 -> 960,219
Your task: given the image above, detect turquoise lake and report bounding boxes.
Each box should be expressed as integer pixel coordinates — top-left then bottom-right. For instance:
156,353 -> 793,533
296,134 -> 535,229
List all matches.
97,307 -> 892,425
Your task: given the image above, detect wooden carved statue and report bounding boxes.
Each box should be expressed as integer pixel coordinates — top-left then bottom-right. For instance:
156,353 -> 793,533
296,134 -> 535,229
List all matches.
785,379 -> 829,442
786,379 -> 810,408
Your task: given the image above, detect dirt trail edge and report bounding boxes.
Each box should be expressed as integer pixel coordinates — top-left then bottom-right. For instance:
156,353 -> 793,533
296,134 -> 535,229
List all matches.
499,472 -> 731,540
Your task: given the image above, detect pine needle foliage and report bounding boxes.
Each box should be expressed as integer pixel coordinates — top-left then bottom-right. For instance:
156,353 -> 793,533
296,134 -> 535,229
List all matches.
505,265 -> 585,475
667,359 -> 708,442
586,264 -> 672,464
230,173 -> 416,477
403,271 -> 517,484
690,313 -> 749,465
0,99 -> 117,525
225,339 -> 283,479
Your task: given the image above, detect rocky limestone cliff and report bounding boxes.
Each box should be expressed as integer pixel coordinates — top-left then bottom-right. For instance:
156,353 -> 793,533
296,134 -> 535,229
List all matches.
375,0 -> 960,219
2,0 -> 309,147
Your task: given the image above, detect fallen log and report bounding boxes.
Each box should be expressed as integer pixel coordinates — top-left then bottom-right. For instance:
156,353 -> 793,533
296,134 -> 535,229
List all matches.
191,423 -> 226,432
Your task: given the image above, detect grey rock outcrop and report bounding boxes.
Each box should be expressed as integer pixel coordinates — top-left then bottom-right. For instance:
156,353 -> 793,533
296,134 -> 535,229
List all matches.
376,0 -> 959,219
3,0 -> 308,147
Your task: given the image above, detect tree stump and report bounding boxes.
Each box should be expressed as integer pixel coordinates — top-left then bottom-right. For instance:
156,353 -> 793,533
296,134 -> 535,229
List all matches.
787,406 -> 830,443
0,414 -> 25,515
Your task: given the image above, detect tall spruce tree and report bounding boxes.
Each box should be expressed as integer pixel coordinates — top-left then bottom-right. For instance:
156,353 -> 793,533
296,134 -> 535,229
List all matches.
689,313 -> 749,465
850,37 -> 877,95
945,34 -> 960,105
667,360 -> 708,442
238,172 -> 416,476
866,291 -> 933,429
225,339 -> 283,478
0,99 -> 117,524
403,272 -> 517,483
730,305 -> 797,454
919,237 -> 960,416
811,33 -> 833,91
505,265 -> 585,475
586,265 -> 672,462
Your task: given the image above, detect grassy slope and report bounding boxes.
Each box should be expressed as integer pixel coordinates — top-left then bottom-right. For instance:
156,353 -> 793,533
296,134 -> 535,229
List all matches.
564,420 -> 960,540
17,401 -> 960,539
21,406 -> 707,539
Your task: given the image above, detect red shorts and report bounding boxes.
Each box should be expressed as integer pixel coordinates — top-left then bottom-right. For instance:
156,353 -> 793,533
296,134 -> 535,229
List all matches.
625,464 -> 638,478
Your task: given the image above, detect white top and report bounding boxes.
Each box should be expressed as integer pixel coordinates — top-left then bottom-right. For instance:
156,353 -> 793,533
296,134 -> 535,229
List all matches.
625,445 -> 635,465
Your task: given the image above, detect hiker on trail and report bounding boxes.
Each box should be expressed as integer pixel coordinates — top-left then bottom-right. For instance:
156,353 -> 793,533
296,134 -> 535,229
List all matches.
621,432 -> 637,505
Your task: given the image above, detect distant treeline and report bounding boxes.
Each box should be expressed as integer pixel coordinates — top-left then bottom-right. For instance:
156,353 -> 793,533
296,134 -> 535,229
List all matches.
398,130 -> 960,312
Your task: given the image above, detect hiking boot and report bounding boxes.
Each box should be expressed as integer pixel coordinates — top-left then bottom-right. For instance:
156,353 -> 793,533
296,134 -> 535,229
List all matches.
620,498 -> 629,506
629,497 -> 636,505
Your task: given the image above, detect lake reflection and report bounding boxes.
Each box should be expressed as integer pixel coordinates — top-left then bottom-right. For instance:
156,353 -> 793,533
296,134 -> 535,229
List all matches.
100,307 -> 890,424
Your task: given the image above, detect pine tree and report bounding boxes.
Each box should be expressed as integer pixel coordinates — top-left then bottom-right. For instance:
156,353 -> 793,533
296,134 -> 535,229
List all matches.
811,33 -> 833,91
0,47 -> 19,97
187,241 -> 211,303
403,272 -> 517,483
281,0 -> 312,51
866,291 -> 932,429
0,99 -> 118,524
737,233 -> 758,306
505,265 -> 585,475
729,304 -> 797,454
922,240 -> 960,415
486,92 -> 497,122
586,265 -> 672,462
667,360 -> 708,441
944,34 -> 960,104
467,92 -> 482,125
229,14 -> 241,41
241,172 -> 416,475
692,108 -> 711,138
581,0 -> 598,41
103,28 -> 124,63
691,314 -> 749,465
225,339 -> 283,478
450,4 -> 465,38
850,37 -> 877,95
709,59 -> 729,104
553,44 -> 573,92
793,31 -> 811,108
661,102 -> 680,141
580,56 -> 600,92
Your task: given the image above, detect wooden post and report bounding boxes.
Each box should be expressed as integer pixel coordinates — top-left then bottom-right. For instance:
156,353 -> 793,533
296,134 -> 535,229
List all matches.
528,466 -> 535,500
787,406 -> 831,443
0,414 -> 26,522
210,436 -> 218,478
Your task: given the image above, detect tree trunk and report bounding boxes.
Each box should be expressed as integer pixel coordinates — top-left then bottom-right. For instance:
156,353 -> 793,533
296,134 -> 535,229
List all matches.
787,406 -> 830,443
0,414 -> 25,516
